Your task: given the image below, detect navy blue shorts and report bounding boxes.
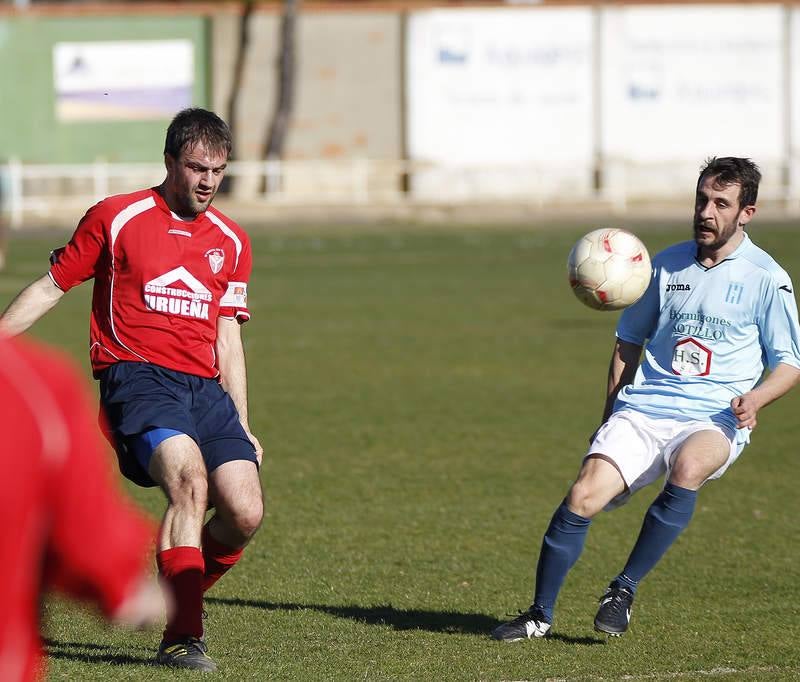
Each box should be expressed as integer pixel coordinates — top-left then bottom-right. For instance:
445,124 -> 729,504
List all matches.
98,362 -> 258,488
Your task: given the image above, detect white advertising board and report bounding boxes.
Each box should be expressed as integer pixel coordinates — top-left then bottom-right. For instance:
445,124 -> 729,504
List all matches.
602,6 -> 784,163
406,8 -> 595,199
789,7 -> 800,183
53,40 -> 194,121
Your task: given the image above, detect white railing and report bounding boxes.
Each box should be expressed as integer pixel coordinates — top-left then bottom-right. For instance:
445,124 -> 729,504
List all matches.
0,158 -> 417,228
3,157 -> 799,228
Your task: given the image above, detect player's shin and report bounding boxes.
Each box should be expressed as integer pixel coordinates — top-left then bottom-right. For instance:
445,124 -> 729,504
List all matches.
201,522 -> 244,593
533,501 -> 592,622
156,547 -> 205,641
615,482 -> 697,591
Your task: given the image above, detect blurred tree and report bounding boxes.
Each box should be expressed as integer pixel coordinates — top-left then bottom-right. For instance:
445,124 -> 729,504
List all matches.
263,0 -> 297,169
219,0 -> 254,196
224,0 -> 297,195
226,0 -> 253,148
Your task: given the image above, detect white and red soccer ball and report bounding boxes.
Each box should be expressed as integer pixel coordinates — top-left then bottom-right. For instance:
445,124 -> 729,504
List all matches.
567,228 -> 652,311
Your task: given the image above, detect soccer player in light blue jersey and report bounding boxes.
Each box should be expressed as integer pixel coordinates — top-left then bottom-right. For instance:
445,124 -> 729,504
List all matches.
492,157 -> 800,642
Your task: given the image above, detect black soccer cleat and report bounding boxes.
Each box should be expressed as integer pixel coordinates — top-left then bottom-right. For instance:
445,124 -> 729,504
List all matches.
156,636 -> 218,672
594,583 -> 634,636
491,606 -> 552,642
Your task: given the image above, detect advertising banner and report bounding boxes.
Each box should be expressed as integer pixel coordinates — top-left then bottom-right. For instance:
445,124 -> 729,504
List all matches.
406,8 -> 595,199
602,6 -> 784,163
790,8 -> 800,158
53,40 -> 194,121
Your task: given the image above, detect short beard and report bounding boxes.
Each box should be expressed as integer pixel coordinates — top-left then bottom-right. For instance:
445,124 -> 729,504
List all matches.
178,192 -> 212,218
694,218 -> 739,252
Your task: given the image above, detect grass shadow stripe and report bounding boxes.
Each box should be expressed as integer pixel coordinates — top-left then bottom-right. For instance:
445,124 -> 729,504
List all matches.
206,596 -> 498,635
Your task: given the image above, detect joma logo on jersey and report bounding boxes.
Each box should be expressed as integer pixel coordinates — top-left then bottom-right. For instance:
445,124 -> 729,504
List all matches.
666,283 -> 691,292
143,266 -> 212,320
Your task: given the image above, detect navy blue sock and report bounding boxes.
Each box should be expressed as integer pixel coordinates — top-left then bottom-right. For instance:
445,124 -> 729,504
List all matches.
615,482 -> 697,593
532,501 -> 592,622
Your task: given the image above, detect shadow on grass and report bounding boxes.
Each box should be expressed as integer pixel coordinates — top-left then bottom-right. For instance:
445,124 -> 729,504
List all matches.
206,597 -> 603,644
547,633 -> 605,645
43,638 -> 155,667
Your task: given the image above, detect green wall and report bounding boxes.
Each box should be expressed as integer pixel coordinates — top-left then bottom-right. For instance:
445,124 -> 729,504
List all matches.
0,14 -> 208,163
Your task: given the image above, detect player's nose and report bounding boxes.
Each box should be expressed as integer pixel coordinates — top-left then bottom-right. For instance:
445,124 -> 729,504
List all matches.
698,202 -> 716,221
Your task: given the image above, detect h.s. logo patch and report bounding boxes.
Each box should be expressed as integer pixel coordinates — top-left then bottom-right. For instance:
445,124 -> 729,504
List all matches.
205,248 -> 225,274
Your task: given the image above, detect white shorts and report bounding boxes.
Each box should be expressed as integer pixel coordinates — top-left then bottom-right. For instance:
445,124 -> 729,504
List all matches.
588,409 -> 744,510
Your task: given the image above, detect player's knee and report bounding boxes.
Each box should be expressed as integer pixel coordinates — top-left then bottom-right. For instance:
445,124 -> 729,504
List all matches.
566,481 -> 603,518
224,513 -> 261,545
166,470 -> 209,512
244,494 -> 265,536
229,495 -> 264,540
669,456 -> 716,489
667,463 -> 704,489
238,510 -> 263,540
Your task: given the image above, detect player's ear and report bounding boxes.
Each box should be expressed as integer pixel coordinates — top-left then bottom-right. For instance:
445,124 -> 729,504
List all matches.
738,205 -> 756,226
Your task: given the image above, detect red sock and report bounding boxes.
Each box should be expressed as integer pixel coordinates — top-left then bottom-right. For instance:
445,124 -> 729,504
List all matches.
201,523 -> 244,593
157,546 -> 205,642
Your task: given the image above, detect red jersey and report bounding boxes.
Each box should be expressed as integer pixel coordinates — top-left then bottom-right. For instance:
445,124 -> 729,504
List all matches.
49,188 -> 252,378
0,335 -> 155,682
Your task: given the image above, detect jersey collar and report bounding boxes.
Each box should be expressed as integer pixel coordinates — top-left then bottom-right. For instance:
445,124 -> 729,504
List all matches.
727,231 -> 752,260
695,231 -> 751,268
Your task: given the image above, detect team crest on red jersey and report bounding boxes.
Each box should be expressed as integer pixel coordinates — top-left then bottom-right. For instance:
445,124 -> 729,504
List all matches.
205,248 -> 225,274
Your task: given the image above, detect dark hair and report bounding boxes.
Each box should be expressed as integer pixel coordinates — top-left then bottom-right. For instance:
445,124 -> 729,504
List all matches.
698,157 -> 761,208
164,108 -> 232,160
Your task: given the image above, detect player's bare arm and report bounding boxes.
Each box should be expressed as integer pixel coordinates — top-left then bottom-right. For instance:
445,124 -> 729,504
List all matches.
731,362 -> 800,429
600,338 -> 642,424
216,316 -> 263,464
0,273 -> 64,335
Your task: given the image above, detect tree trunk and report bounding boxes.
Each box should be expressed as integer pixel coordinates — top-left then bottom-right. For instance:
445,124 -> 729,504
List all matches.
263,0 -> 298,193
222,0 -> 254,195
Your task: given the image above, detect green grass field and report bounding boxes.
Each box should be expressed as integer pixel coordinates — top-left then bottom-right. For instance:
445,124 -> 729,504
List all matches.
3,222 -> 800,681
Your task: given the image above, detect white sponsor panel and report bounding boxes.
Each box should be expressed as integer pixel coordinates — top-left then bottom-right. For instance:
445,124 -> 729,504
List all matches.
406,8 -> 594,200
53,40 -> 194,121
143,267 -> 211,320
602,6 -> 783,163
790,8 -> 800,189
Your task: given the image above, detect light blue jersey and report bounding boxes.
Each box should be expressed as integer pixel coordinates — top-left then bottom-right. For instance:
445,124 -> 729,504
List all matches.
615,233 -> 800,443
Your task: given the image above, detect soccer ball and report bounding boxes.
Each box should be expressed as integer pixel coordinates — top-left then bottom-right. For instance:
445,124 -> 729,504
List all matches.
567,228 -> 651,311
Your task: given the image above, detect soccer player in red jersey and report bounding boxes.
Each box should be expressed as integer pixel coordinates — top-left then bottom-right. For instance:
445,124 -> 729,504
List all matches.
0,333 -> 167,682
0,109 -> 264,672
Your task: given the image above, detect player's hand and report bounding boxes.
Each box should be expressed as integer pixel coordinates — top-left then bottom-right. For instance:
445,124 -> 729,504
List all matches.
731,393 -> 759,430
112,575 -> 172,629
245,429 -> 263,466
